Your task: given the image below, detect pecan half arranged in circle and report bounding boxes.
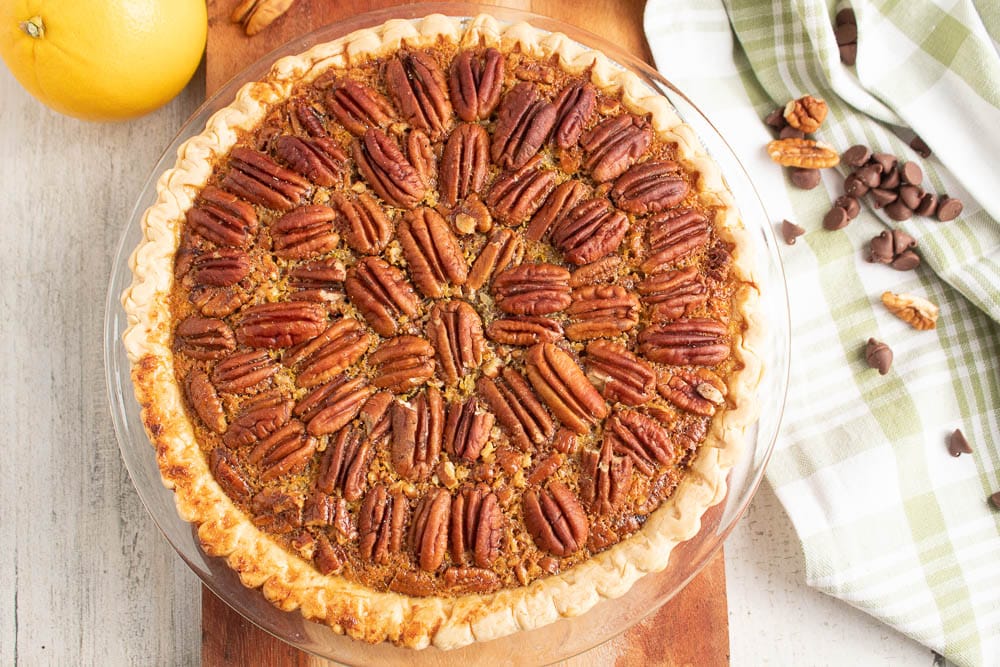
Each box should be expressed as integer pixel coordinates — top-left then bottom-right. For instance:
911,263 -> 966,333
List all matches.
443,397 -> 494,462
491,82 -> 556,170
359,484 -> 407,565
222,147 -> 310,212
426,300 -> 485,385
410,487 -> 452,572
440,123 -> 490,207
290,98 -> 329,138
174,316 -> 236,360
323,80 -> 396,136
523,481 -> 589,557
282,318 -> 372,388
448,47 -> 504,122
383,51 -> 453,140
248,419 -> 318,482
294,375 -> 373,436
638,318 -> 729,366
187,248 -> 252,287
189,282 -> 252,319
486,316 -> 563,347
210,447 -> 252,503
316,424 -> 374,502
492,262 -> 572,316
565,285 -> 639,341
370,335 -> 436,393
525,179 -> 589,242
476,368 -> 553,451
287,257 -> 345,303
273,134 -> 347,188
398,207 -> 468,298
611,160 -> 689,215
184,369 -> 226,434
580,433 -> 633,516
549,197 -> 629,265
223,390 -> 293,449
580,114 -> 653,182
637,266 -> 707,321
186,185 -> 258,247
657,367 -> 728,417
352,128 -> 428,209
329,192 -> 391,256
211,350 -> 280,393
525,343 -> 609,435
605,409 -> 675,476
271,204 -> 339,260
484,155 -> 557,226
640,210 -> 710,274
391,386 -> 444,482
551,82 -> 597,149
451,483 -> 502,567
467,227 -> 524,291
584,339 -> 656,406
345,257 -> 420,337
234,301 -> 327,349
569,255 -> 622,288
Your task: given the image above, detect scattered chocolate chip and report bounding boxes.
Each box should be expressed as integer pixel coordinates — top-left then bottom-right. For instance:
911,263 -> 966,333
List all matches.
836,194 -> 861,219
890,250 -> 921,271
823,206 -> 850,230
868,229 -> 916,265
900,162 -> 923,186
870,188 -> 898,208
891,229 -> 917,251
898,184 -> 923,210
990,492 -> 1000,510
835,23 -> 858,45
936,196 -> 964,221
764,108 -> 788,130
790,168 -> 821,189
779,126 -> 806,140
909,135 -> 932,158
781,219 -> 806,245
864,338 -> 893,375
856,164 -> 882,188
842,144 -> 871,167
836,7 -> 856,26
839,43 -> 858,66
868,232 -> 894,263
914,192 -> 938,217
871,153 -> 897,174
947,429 -> 973,457
844,173 -> 869,198
879,166 -> 900,190
885,199 -> 914,221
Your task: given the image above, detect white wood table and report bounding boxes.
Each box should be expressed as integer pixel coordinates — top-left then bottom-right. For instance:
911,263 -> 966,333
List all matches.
0,62 -> 934,665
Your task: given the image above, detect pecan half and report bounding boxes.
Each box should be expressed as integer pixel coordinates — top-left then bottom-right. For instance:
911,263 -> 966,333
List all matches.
174,316 -> 235,360
491,82 -> 556,170
525,343 -> 609,434
188,283 -> 251,318
523,481 -> 589,557
492,262 -> 572,316
370,335 -> 436,393
184,369 -> 226,434
552,82 -> 597,149
766,138 -> 840,168
186,186 -> 258,247
449,48 -> 504,122
210,447 -> 252,503
451,483 -> 502,567
406,129 -> 436,188
580,433 -> 633,515
398,207 -> 468,298
565,285 -> 639,341
580,114 -> 652,182
352,128 -> 428,208
329,192 -> 391,256
211,350 -> 280,393
440,123 -> 490,207
637,266 -> 707,320
484,155 -> 557,226
442,566 -> 500,594
783,95 -> 828,133
294,375 -> 373,436
638,318 -> 729,366
186,248 -> 251,287
314,533 -> 345,575
611,160 -> 689,215
359,391 -> 393,442
250,488 -> 302,534
324,81 -> 396,136
467,227 -> 524,290
358,485 -> 407,565
222,147 -> 310,211
282,318 -> 371,388
605,409 -> 676,476
443,397 -> 494,462
234,301 -> 327,349
383,51 -> 453,140
486,316 -> 563,347
391,386 -> 444,482
223,391 -> 293,448
410,488 -> 451,572
345,257 -> 420,337
476,368 -> 553,451
657,368 -> 728,417
315,424 -> 373,501
287,257 -> 345,303
273,134 -> 346,188
549,197 -> 629,265
303,491 -> 336,527
271,205 -> 339,260
640,210 -> 710,274
584,339 -> 656,406
248,419 -> 318,482
525,179 -> 589,242
290,98 -> 329,138
569,255 -> 622,287
427,301 -> 485,385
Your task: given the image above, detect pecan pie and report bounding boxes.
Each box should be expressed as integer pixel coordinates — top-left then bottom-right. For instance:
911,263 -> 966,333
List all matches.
122,14 -> 763,649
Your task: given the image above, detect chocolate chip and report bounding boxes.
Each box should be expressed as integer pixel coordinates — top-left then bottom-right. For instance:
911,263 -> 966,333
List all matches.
842,144 -> 871,167
779,126 -> 806,140
898,184 -> 923,210
823,206 -> 850,230
990,492 -> 1000,510
781,219 -> 805,245
836,194 -> 861,219
914,192 -> 938,217
891,229 -> 917,252
871,188 -> 898,208
937,196 -> 964,221
856,164 -> 882,188
890,250 -> 920,271
879,166 -> 901,190
836,7 -> 856,26
869,230 -> 919,268
839,43 -> 858,66
864,338 -> 892,375
844,173 -> 869,197
764,108 -> 787,130
900,161 -> 923,186
885,200 -> 914,221
947,429 -> 973,457
871,153 -> 897,174
868,232 -> 894,263
790,168 -> 821,189
835,23 -> 858,45
909,136 -> 932,158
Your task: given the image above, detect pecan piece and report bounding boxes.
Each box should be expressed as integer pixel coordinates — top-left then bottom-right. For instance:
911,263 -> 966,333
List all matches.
523,481 -> 589,557
316,424 -> 373,501
443,397 -> 494,462
440,123 -> 490,207
174,316 -> 235,360
451,194 -> 492,235
313,533 -> 345,575
352,128 -> 428,208
290,98 -> 329,138
657,368 -> 727,417
273,134 -> 346,188
358,485 -> 407,565
783,95 -> 828,133
449,48 -> 503,122
211,350 -> 280,393
303,491 -> 335,527
491,82 -> 556,170
324,81 -> 396,136
611,160 -> 689,215
344,257 -> 420,337
398,207 -> 468,298
294,375 -> 373,436
492,262 -> 571,316
637,267 -> 707,320
184,369 -> 226,434
188,283 -> 251,318
442,567 -> 500,594
639,318 -> 729,366
271,205 -> 339,260
552,82 -> 596,149
580,434 -> 633,515
248,419 -> 318,482
250,488 -> 302,534
451,483 -> 502,567
370,335 -> 435,393
391,386 -> 444,482
477,368 -> 553,451
210,447 -> 252,503
282,318 -> 371,388
569,255 -> 622,288
329,192 -> 391,255
383,51 -> 453,140
525,179 -> 589,242
410,488 -> 451,572
640,210 -> 710,274
222,147 -> 310,211
484,155 -> 557,226
565,285 -> 639,341
287,257 -> 345,303
605,409 -> 675,476
186,248 -> 251,287
427,301 -> 485,386
766,138 -> 840,168
486,316 -> 563,347
581,114 -> 652,182
467,227 -> 524,291
235,301 -> 327,349
223,391 -> 292,448
584,339 -> 656,406
550,197 -> 629,265
186,186 -> 258,247
525,343 -> 609,434
881,291 -> 938,330
359,391 -> 393,442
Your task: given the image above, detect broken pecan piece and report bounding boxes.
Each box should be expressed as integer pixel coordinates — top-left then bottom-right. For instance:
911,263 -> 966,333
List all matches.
525,179 -> 589,242
273,134 -> 346,188
188,283 -> 252,319
569,255 -> 622,288
222,147 -> 310,211
370,335 -> 436,393
491,82 -> 556,170
443,397 -> 494,462
186,248 -> 251,287
250,488 -> 302,534
611,160 -> 689,215
484,155 -> 557,226
451,483 -> 502,567
552,82 -> 597,149
313,533 -> 345,575
234,301 -> 327,349
248,419 -> 318,482
476,368 -> 553,451
271,204 -> 339,260
174,316 -> 235,360
391,386 -> 444,482
210,447 -> 252,503
565,285 -> 639,341
184,369 -> 226,434
398,207 -> 468,298
324,81 -> 396,136
410,488 -> 452,572
449,48 -> 504,122
294,375 -> 373,436
639,318 -> 730,366
440,123 -> 490,207
637,266 -> 707,320
316,424 -> 373,502
525,343 -> 609,434
606,408 -> 675,476
492,262 -> 572,316
406,129 -> 436,188
486,316 -> 563,347
640,210 -> 710,274
657,368 -> 727,417
523,481 -> 589,557
581,114 -> 652,182
358,485 -> 407,565
549,197 -> 629,265
352,128 -> 428,208
345,257 -> 420,337
580,433 -> 633,515
211,350 -> 280,393
186,186 -> 258,247
282,318 -> 371,388
584,339 -> 656,406
329,192 -> 391,256
426,300 -> 485,385
467,227 -> 524,290
881,291 -> 938,330
383,51 -> 453,140
783,95 -> 828,133
223,391 -> 293,449
286,257 -> 345,303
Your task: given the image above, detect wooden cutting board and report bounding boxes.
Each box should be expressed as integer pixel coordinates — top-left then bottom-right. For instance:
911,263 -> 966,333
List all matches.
202,1 -> 729,664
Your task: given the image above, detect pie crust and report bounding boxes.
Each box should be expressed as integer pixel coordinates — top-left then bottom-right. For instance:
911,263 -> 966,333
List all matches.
122,14 -> 763,649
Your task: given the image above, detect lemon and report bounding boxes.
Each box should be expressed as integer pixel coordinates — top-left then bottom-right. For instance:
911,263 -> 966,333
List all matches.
0,0 -> 207,121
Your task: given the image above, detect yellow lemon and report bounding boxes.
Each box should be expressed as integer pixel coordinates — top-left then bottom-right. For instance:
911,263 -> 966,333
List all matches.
0,0 -> 207,121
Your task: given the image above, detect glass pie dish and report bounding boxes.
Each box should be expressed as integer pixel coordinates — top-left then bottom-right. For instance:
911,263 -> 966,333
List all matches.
104,4 -> 790,663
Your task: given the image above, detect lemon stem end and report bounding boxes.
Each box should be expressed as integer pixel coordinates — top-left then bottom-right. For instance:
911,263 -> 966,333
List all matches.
19,16 -> 45,39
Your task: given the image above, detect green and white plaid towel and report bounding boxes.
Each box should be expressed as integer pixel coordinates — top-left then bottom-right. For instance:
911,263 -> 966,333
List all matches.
644,1 -> 1000,664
